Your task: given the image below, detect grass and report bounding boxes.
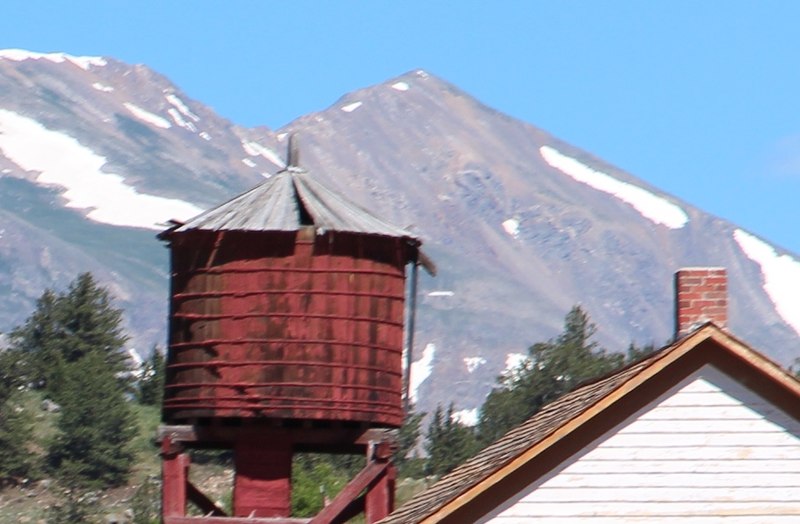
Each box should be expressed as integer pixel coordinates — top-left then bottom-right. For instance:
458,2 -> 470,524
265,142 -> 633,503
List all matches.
1,391 -> 432,522
0,391 -> 164,523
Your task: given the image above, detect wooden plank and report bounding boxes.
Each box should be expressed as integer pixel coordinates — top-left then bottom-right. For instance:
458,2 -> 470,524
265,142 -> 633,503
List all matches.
587,445 -> 800,461
162,452 -> 189,517
541,471 -> 800,489
615,418 -> 790,433
598,431 -> 799,448
673,378 -> 723,393
636,405 -> 770,420
186,480 -> 227,516
165,518 -> 310,524
495,499 -> 800,518
521,486 -> 800,503
157,424 -> 393,447
309,461 -> 387,524
489,514 -> 800,523
566,458 -> 800,474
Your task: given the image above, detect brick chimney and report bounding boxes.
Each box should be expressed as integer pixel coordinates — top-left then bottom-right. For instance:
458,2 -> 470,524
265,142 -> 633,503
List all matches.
675,267 -> 728,338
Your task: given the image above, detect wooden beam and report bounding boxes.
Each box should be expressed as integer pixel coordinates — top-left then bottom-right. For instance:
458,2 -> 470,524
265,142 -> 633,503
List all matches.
186,480 -> 227,516
158,425 -> 395,448
164,518 -> 310,524
309,461 -> 388,524
162,450 -> 189,517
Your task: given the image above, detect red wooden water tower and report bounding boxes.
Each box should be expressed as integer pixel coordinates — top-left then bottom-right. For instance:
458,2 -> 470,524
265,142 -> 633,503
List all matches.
157,137 -> 432,523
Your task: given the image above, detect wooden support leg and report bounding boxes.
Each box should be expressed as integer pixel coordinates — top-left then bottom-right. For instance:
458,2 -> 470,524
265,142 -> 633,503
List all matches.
365,446 -> 395,523
233,437 -> 292,517
162,437 -> 190,517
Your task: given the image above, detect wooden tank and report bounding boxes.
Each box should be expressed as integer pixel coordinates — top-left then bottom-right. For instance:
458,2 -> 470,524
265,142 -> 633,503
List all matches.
163,227 -> 411,427
158,140 -> 431,522
158,149 -> 427,430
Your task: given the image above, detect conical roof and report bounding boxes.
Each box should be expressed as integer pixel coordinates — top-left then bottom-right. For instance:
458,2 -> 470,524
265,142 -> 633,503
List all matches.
172,168 -> 416,239
162,139 -> 434,273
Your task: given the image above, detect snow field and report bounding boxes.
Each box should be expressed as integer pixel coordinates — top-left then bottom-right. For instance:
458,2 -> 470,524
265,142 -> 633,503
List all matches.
241,141 -> 286,168
734,229 -> 800,337
341,101 -> 363,113
0,49 -> 106,70
540,146 -> 688,229
123,103 -> 171,129
409,343 -> 436,404
503,218 -> 520,238
0,109 -> 202,229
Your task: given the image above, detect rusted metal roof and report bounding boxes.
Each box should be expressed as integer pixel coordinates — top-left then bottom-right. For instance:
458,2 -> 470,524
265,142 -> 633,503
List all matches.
173,168 -> 418,240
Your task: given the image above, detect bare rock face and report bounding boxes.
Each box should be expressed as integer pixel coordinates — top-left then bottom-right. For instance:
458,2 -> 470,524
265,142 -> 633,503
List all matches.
0,53 -> 798,417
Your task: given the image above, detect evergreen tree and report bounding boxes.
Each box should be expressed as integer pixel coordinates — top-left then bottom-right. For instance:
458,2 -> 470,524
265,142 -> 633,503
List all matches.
136,346 -> 165,406
5,273 -> 136,488
7,289 -> 61,390
395,406 -> 426,477
47,351 -> 136,489
9,273 -> 129,401
0,350 -> 35,481
424,403 -> 478,477
477,306 -> 624,445
625,341 -> 657,363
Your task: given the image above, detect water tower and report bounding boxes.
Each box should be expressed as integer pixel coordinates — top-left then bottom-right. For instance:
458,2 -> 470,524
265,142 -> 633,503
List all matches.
157,138 -> 432,523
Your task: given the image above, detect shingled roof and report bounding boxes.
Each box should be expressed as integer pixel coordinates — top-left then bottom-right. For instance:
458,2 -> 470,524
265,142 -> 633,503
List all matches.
382,323 -> 800,524
173,168 -> 418,239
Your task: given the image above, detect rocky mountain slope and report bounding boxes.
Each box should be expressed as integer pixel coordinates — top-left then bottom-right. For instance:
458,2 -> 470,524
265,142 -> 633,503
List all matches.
1,50 -> 798,419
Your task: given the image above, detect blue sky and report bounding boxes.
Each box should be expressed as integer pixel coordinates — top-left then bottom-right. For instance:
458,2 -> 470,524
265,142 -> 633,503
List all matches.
3,1 -> 800,253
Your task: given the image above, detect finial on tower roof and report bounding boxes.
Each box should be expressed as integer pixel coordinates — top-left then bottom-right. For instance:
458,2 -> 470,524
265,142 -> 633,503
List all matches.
287,133 -> 300,169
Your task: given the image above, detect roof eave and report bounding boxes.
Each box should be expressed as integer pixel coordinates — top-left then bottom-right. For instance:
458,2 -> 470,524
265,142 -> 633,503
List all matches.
399,323 -> 800,524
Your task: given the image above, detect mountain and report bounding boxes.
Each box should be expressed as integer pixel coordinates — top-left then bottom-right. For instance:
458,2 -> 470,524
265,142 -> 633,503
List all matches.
1,50 -> 799,421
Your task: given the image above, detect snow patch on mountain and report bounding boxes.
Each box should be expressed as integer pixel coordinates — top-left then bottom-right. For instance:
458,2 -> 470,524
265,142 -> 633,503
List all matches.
540,146 -> 688,229
392,81 -> 410,91
92,82 -> 114,93
341,101 -> 363,113
502,218 -> 520,238
127,347 -> 143,367
242,141 -> 286,168
409,342 -> 436,403
0,49 -> 106,70
464,356 -> 487,373
0,109 -> 202,229
123,103 -> 171,129
168,108 -> 197,132
453,408 -> 479,427
165,94 -> 200,122
502,352 -> 528,380
199,132 -> 211,141
734,229 -> 800,336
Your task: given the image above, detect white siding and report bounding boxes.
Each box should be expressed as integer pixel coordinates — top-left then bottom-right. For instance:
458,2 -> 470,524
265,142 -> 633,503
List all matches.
481,366 -> 800,523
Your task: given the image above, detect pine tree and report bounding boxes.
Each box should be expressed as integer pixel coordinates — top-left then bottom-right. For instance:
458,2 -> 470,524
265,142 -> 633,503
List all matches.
136,346 -> 165,406
0,350 -> 35,481
9,273 -> 129,401
477,306 -> 624,444
47,351 -> 136,489
6,273 -> 136,489
395,406 -> 426,477
7,289 -> 61,390
54,273 -> 129,381
424,403 -> 478,477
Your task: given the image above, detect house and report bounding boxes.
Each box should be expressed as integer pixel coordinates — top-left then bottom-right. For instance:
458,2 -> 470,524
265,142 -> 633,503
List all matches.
382,268 -> 800,523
